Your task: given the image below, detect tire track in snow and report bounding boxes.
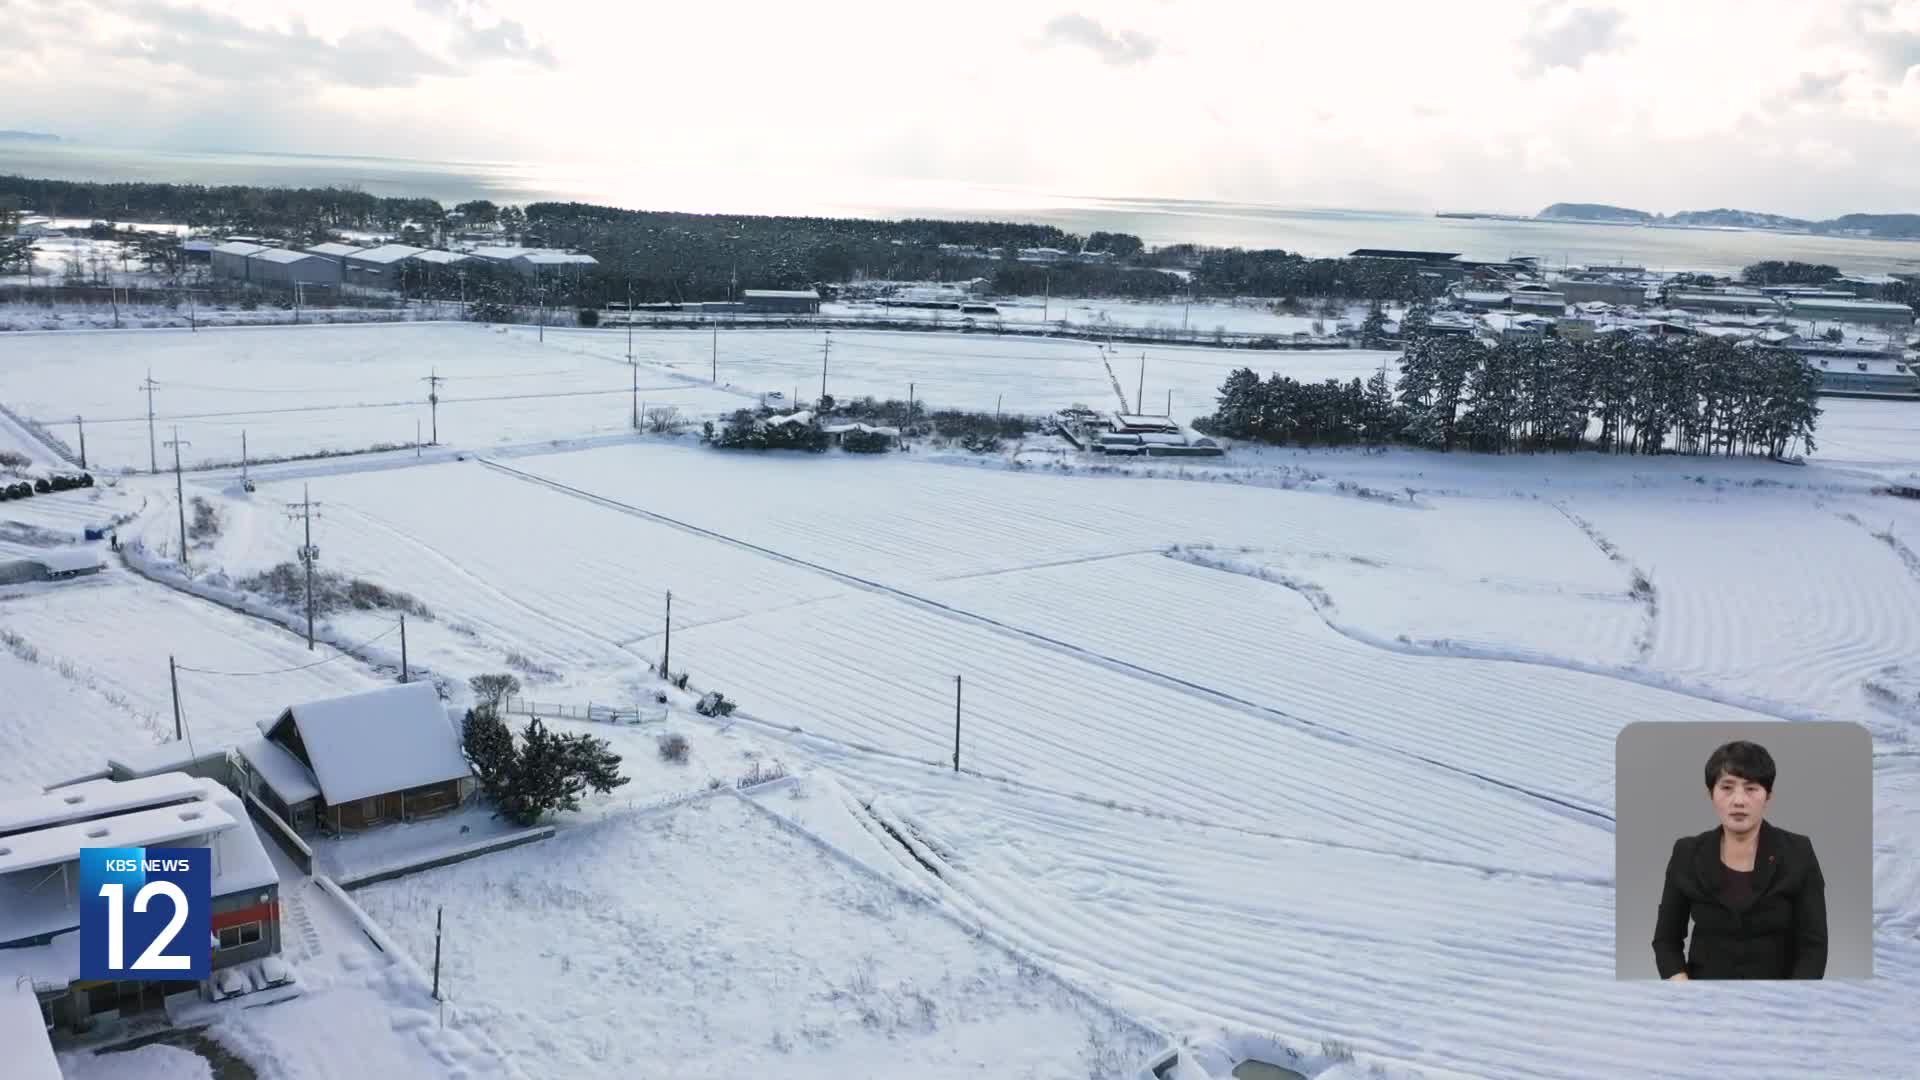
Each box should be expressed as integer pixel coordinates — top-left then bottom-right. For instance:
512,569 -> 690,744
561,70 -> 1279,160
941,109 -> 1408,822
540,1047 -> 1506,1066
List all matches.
479,456 -> 1616,829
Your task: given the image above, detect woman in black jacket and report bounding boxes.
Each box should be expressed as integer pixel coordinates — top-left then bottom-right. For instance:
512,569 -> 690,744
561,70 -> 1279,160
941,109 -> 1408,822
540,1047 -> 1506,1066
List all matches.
1652,740 -> 1827,980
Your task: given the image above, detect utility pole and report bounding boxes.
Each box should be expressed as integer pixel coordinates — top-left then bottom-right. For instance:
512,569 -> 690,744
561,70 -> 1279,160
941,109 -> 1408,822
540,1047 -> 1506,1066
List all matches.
995,395 -> 1002,425
1137,354 -> 1145,416
1166,388 -> 1173,418
170,656 -> 183,741
139,372 -> 160,474
75,416 -> 86,470
661,589 -> 672,676
711,317 -> 718,384
820,331 -> 831,406
625,279 -> 634,365
285,485 -> 322,650
165,427 -> 190,570
952,675 -> 962,773
188,288 -> 196,332
422,369 -> 444,445
1043,273 -> 1050,323
400,614 -> 409,684
432,906 -> 443,1001
631,361 -> 639,430
908,382 -> 915,432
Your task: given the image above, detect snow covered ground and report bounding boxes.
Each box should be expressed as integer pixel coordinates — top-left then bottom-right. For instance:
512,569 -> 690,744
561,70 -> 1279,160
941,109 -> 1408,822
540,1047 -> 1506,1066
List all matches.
0,323 -> 1393,472
0,323 -> 747,470
4,320 -> 1919,1078
0,571 -> 387,751
355,789 -> 1161,1079
824,295 -> 1372,340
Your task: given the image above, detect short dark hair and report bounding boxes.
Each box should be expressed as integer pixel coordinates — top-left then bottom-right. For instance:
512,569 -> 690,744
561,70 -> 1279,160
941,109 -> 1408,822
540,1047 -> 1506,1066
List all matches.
1704,740 -> 1776,794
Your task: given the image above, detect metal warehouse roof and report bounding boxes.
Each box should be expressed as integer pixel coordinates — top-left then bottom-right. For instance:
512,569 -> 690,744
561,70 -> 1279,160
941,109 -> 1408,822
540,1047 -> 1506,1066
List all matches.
251,248 -> 326,265
211,241 -> 270,256
307,242 -> 363,258
742,288 -> 820,299
344,244 -> 426,265
411,249 -> 470,265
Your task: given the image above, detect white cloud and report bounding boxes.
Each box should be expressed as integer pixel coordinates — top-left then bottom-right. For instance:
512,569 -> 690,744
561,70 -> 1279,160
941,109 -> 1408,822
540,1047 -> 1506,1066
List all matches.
0,0 -> 1912,218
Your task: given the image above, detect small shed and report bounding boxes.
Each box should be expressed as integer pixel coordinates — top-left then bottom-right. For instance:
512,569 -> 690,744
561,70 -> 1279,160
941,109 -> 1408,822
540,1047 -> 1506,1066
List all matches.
234,682 -> 470,834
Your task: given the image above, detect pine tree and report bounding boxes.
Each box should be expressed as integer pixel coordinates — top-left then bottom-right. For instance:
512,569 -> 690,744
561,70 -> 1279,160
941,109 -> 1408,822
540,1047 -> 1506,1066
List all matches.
1362,362 -> 1399,444
1359,303 -> 1390,348
493,718 -> 630,826
462,708 -> 517,802
1213,368 -> 1263,437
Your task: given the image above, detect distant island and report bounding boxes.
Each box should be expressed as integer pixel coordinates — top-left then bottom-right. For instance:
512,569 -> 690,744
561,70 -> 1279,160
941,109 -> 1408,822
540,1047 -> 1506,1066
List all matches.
0,130 -> 61,143
1537,202 -> 1920,240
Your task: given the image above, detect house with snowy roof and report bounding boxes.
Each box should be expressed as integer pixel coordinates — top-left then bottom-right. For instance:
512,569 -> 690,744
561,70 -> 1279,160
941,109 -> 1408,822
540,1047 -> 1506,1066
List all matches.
234,682 -> 471,835
0,774 -> 282,1034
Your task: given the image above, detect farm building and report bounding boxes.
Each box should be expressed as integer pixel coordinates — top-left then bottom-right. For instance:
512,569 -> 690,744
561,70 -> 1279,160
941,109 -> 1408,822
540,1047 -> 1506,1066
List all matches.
1557,278 -> 1647,306
246,248 -> 342,288
740,288 -> 821,314
411,249 -> 470,269
1784,297 -> 1915,329
0,549 -> 105,586
234,681 -> 471,835
209,241 -> 270,282
305,242 -> 364,260
1664,290 -> 1781,316
0,774 -> 281,1034
341,244 -> 424,290
1510,290 -> 1567,315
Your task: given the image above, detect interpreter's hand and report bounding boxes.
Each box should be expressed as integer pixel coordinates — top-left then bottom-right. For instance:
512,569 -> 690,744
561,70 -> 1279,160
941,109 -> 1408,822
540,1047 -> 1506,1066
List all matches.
1666,973 -> 1690,982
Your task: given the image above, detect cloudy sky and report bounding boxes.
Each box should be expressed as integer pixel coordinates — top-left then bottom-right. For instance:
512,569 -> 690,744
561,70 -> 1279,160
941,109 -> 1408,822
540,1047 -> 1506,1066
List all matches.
5,0 -> 1920,217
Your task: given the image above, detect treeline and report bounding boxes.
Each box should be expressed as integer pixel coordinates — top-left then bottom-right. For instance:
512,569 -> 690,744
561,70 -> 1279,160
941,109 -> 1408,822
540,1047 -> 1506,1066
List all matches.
0,176 -> 447,239
1190,248 -> 1438,303
1739,260 -> 1838,286
1198,333 -> 1821,458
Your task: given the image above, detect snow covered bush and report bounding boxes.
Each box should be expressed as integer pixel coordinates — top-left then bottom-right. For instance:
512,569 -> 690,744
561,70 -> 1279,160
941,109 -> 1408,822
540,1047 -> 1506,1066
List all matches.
188,496 -> 222,543
656,732 -> 690,763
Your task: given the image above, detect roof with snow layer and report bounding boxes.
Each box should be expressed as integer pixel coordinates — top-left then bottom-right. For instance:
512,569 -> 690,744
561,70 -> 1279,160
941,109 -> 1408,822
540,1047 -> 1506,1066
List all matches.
268,682 -> 468,805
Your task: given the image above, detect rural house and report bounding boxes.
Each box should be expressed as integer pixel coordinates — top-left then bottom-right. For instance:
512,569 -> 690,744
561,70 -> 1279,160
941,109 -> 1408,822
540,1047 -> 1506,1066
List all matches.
235,682 -> 472,834
0,774 -> 281,1035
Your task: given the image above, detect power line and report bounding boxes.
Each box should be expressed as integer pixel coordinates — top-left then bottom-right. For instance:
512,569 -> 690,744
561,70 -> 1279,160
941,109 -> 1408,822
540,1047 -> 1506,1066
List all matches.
176,624 -> 398,677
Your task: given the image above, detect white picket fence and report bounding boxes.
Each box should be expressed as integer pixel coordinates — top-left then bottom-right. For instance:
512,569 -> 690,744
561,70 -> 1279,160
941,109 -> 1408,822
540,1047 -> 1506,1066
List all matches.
500,696 -> 668,726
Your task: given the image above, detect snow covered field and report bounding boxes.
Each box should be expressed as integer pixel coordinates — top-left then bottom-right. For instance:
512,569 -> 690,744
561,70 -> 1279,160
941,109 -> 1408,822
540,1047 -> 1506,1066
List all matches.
824,295 -> 1369,340
356,790 -> 1160,1079
0,323 -> 748,470
0,323 -> 1392,472
88,430 -> 1900,1076
0,571 -> 387,750
4,319 -> 1920,1077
